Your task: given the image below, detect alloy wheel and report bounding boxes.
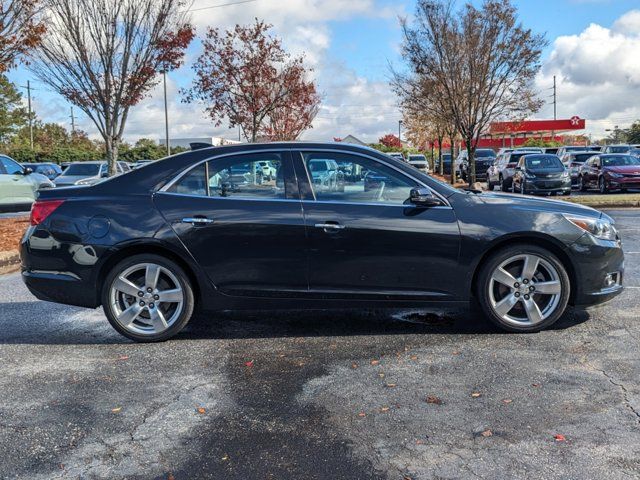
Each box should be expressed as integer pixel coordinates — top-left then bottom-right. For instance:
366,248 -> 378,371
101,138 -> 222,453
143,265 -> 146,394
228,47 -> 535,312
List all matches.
109,262 -> 185,335
488,253 -> 562,327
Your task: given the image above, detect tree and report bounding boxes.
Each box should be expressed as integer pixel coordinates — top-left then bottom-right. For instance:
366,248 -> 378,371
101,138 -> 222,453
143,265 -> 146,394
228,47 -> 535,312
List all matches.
0,74 -> 27,142
625,121 -> 640,144
399,0 -> 546,186
0,0 -> 45,72
184,20 -> 319,143
29,0 -> 194,174
379,134 -> 402,149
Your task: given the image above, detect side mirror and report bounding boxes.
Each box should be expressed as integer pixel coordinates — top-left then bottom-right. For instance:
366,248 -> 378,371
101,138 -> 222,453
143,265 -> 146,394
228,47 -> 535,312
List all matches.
409,187 -> 442,207
23,167 -> 33,175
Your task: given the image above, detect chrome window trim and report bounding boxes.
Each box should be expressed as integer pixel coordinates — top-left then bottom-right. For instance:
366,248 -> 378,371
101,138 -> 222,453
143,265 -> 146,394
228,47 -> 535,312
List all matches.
158,146 -> 451,208
154,191 -> 452,209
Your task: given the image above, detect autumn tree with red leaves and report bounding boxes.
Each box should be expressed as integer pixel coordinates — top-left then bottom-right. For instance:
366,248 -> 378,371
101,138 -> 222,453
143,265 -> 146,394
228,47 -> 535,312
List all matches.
184,20 -> 320,143
30,0 -> 194,174
0,0 -> 45,73
379,134 -> 402,149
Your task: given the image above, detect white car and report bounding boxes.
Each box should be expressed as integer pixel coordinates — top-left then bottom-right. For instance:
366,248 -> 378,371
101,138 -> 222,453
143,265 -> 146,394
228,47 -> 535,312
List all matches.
407,154 -> 430,173
257,160 -> 277,180
0,155 -> 55,211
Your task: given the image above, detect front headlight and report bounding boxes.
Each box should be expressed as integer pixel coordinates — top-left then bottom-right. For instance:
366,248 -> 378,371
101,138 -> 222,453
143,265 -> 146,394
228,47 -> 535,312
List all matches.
75,178 -> 95,186
609,172 -> 623,178
564,214 -> 617,241
524,171 -> 536,179
562,170 -> 569,178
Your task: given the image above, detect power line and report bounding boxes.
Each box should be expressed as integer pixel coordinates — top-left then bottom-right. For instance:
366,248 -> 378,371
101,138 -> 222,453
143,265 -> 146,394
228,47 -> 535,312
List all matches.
188,0 -> 258,12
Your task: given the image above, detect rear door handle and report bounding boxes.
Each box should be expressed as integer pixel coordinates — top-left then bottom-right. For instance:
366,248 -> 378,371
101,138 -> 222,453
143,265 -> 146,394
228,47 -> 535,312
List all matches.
182,217 -> 214,226
314,222 -> 345,231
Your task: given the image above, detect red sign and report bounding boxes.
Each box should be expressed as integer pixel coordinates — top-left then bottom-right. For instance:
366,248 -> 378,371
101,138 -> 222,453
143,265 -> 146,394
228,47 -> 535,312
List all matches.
490,117 -> 585,135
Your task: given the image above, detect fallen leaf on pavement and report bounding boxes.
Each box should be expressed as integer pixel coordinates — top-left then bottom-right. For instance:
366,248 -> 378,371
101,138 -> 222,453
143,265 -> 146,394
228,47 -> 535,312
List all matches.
471,392 -> 482,398
380,406 -> 390,412
221,454 -> 229,461
168,474 -> 175,480
410,355 -> 418,361
502,398 -> 512,404
111,407 -> 122,413
452,351 -> 460,355
117,355 -> 129,361
197,407 -> 206,414
425,395 -> 443,405
378,372 -> 385,378
481,429 -> 493,437
532,383 -> 540,388
351,363 -> 358,369
244,360 -> 254,368
386,383 -> 397,388
357,412 -> 366,417
554,434 -> 566,442
370,359 -> 380,366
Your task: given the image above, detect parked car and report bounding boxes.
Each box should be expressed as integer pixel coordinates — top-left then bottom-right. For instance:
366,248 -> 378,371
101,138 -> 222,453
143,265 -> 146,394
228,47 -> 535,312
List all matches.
601,145 -> 632,154
257,160 -> 277,180
133,160 -> 154,169
407,154 -> 429,173
457,148 -> 496,182
0,155 -> 55,212
21,142 -> 624,341
630,148 -> 640,158
55,161 -> 124,187
587,145 -> 602,152
543,147 -> 559,155
118,161 -> 133,173
386,152 -> 405,162
577,154 -> 640,193
487,149 -> 543,191
557,145 -> 592,157
307,158 -> 343,192
559,151 -> 600,187
435,153 -> 453,175
512,154 -> 571,196
21,162 -> 63,181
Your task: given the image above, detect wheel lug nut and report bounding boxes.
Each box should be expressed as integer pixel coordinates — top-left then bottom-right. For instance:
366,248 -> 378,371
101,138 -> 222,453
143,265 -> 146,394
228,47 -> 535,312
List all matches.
524,294 -> 530,300
514,282 -> 520,288
149,303 -> 155,309
147,287 -> 152,293
529,286 -> 535,291
523,279 -> 529,284
139,301 -> 145,306
138,291 -> 143,297
515,292 -> 520,297
154,294 -> 159,300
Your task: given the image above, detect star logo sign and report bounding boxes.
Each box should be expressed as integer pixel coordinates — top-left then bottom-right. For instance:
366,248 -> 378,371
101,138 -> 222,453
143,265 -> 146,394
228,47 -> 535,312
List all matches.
570,116 -> 581,126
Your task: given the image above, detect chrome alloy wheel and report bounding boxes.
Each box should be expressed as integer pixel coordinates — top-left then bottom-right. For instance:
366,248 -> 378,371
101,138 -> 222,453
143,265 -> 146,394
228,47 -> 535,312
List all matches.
488,253 -> 562,327
109,262 -> 184,335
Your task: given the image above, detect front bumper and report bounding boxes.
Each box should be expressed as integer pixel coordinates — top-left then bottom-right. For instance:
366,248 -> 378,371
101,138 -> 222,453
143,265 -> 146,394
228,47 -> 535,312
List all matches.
607,177 -> 640,190
525,177 -> 572,194
568,233 -> 625,306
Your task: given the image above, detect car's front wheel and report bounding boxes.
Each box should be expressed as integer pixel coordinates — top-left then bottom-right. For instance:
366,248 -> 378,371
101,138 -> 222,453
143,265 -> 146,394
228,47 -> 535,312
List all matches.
102,254 -> 195,342
599,176 -> 609,194
477,245 -> 570,332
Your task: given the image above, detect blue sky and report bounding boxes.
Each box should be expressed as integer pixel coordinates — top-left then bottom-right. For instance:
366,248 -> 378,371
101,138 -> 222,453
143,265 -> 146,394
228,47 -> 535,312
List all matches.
7,0 -> 640,143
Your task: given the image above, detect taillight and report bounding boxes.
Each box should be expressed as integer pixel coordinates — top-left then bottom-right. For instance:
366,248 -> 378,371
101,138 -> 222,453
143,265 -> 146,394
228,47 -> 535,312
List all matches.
30,199 -> 65,226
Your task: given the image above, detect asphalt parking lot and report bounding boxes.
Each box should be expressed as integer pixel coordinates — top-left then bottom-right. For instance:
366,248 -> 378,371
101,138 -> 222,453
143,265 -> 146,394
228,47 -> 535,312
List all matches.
1,209 -> 639,480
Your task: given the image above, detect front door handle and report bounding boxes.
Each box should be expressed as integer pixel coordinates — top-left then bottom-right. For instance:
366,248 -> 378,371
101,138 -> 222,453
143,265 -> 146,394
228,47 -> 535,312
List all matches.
314,222 -> 345,231
182,217 -> 214,226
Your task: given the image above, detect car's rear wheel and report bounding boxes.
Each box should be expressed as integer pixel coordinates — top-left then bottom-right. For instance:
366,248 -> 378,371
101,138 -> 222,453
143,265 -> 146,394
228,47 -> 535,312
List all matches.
102,254 -> 195,342
477,245 -> 570,332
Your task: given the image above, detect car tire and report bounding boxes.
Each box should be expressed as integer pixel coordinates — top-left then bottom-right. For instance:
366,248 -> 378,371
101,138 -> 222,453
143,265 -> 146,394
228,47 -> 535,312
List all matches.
476,244 -> 570,333
487,180 -> 495,191
578,175 -> 587,192
599,176 -> 609,194
102,254 -> 195,342
562,190 -> 571,196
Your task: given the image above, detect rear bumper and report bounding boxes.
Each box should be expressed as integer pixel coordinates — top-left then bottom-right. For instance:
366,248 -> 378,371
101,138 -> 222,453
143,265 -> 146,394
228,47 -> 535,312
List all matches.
21,269 -> 99,308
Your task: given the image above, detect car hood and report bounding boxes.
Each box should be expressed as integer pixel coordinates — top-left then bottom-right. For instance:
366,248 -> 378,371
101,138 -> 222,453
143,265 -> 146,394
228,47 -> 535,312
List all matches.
55,175 -> 97,185
605,165 -> 640,174
476,192 -> 602,218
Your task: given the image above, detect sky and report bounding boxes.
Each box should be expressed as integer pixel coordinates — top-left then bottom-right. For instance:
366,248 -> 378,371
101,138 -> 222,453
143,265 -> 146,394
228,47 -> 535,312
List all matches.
6,0 -> 640,145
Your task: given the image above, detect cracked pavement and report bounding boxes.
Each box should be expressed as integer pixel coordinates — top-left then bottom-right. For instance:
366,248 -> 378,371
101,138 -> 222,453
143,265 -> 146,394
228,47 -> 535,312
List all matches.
0,209 -> 639,479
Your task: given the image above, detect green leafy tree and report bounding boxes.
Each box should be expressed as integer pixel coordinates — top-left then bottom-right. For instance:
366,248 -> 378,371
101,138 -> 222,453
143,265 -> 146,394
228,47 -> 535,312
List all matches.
626,121 -> 640,144
0,74 -> 27,142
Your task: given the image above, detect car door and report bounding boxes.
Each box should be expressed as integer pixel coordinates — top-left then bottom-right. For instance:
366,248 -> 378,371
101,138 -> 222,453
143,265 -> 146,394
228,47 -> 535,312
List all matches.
153,150 -> 309,296
293,149 -> 462,301
0,156 -> 35,205
585,157 -> 599,186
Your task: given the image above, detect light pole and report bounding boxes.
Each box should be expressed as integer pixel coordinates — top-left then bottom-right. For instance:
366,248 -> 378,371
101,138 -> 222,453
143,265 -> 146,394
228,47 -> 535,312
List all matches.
398,120 -> 403,143
163,71 -> 170,156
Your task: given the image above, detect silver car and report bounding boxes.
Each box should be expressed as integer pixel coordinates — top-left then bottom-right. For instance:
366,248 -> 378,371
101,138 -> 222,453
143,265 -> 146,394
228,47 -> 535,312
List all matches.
0,155 -> 54,211
55,161 -> 124,187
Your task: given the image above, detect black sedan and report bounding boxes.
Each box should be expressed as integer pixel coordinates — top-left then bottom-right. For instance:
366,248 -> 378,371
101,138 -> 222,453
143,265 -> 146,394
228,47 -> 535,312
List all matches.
21,142 -> 624,342
512,154 -> 572,196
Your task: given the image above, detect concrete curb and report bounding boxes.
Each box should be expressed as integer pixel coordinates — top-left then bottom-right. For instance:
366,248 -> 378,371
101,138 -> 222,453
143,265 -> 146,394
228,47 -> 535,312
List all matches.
0,250 -> 20,275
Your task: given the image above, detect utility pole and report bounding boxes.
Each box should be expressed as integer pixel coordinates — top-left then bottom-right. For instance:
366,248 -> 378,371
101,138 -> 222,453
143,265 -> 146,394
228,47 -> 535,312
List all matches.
25,81 -> 34,149
553,75 -> 557,121
69,107 -> 76,133
398,119 -> 403,143
163,71 -> 170,156
238,125 -> 241,142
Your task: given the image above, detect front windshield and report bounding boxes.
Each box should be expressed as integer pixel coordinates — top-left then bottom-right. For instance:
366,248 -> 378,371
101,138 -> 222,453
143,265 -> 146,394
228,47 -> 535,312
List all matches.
61,163 -> 101,176
602,155 -> 640,166
572,153 -> 598,163
608,146 -> 631,153
525,156 -> 563,169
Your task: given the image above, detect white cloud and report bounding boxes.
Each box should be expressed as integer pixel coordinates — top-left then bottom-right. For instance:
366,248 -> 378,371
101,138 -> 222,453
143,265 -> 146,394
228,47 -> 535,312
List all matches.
535,10 -> 640,137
